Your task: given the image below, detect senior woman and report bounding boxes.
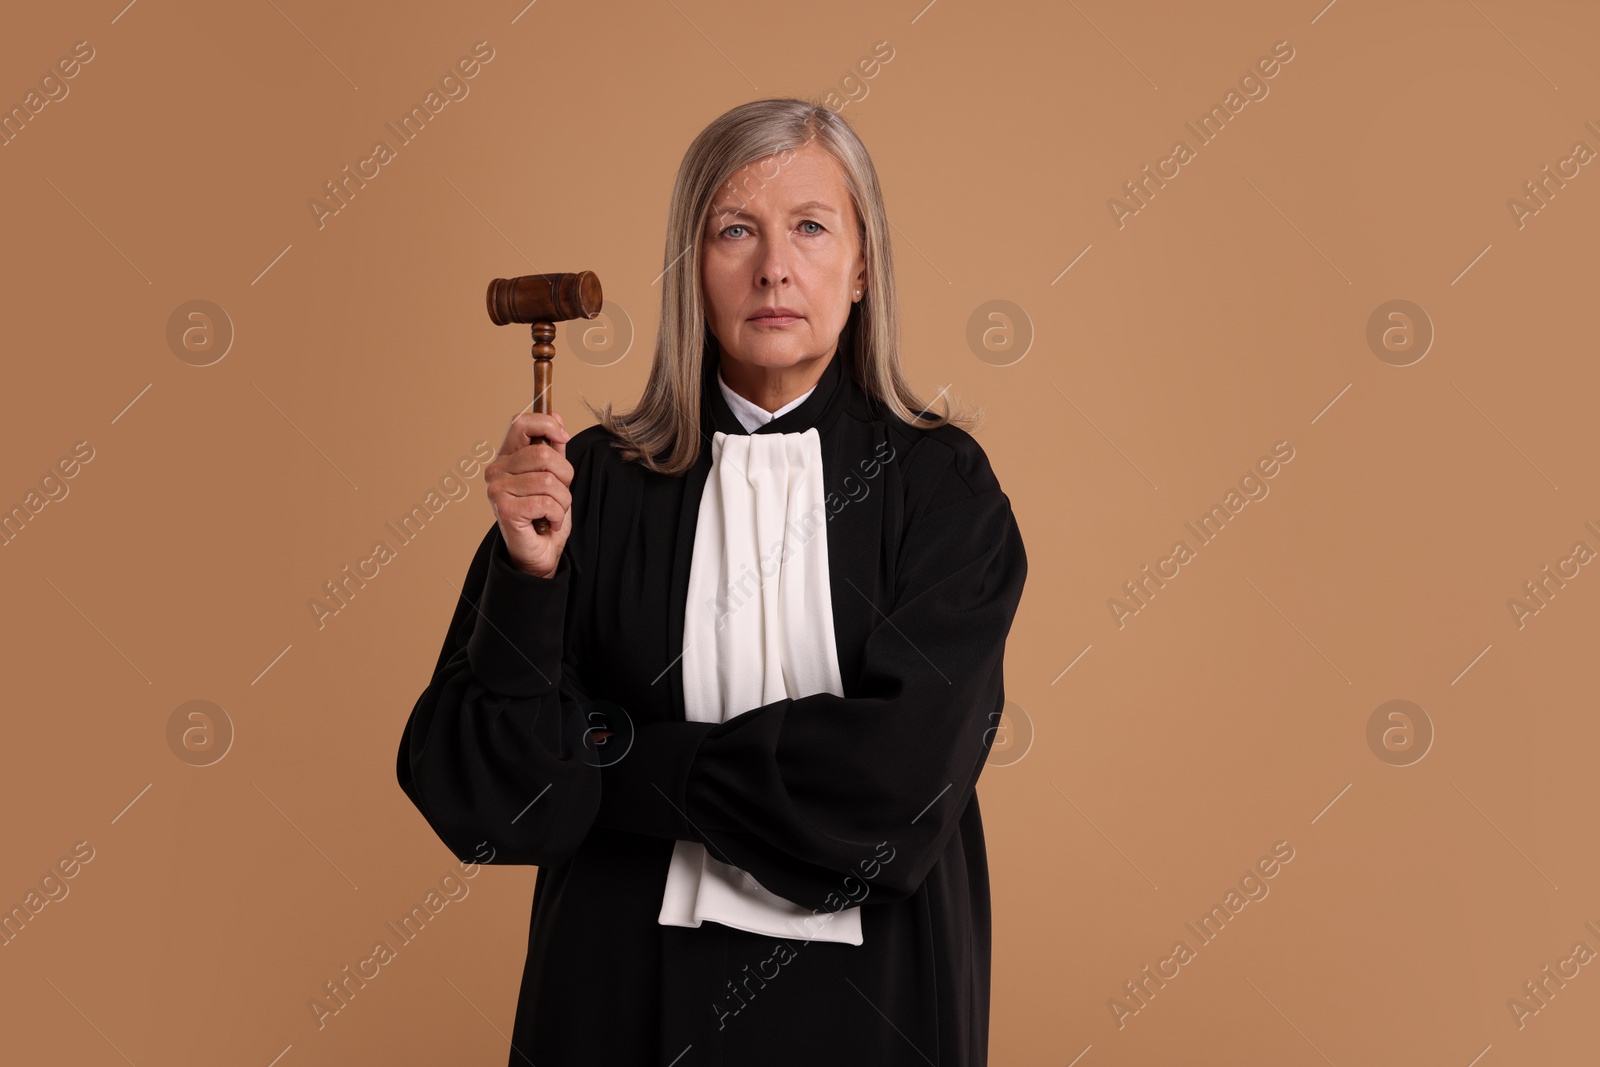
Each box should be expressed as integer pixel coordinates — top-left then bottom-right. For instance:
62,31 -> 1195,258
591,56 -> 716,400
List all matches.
396,96 -> 1027,1066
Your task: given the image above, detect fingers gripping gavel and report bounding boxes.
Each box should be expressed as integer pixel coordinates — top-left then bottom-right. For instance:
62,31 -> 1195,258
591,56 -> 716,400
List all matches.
484,271 -> 603,578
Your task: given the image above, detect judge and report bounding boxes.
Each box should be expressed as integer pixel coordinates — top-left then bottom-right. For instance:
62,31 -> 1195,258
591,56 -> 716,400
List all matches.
396,96 -> 1028,1066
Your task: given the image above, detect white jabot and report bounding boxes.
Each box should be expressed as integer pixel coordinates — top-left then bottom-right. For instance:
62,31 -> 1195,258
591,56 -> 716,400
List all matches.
657,409 -> 864,946
717,367 -> 816,432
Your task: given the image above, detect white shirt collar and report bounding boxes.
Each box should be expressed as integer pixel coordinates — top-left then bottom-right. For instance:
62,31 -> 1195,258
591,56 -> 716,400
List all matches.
717,366 -> 816,433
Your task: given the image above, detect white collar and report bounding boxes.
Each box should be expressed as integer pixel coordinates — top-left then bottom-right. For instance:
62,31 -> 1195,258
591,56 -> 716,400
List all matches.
717,366 -> 817,433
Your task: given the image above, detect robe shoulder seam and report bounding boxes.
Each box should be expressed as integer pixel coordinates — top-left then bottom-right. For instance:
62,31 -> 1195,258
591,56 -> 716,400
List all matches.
888,420 -> 1002,514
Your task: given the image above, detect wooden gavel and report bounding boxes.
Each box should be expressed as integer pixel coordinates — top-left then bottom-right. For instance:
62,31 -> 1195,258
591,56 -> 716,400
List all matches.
486,271 -> 603,535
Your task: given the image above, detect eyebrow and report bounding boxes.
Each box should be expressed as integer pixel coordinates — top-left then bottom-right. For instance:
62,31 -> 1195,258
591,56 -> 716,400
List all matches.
709,199 -> 841,220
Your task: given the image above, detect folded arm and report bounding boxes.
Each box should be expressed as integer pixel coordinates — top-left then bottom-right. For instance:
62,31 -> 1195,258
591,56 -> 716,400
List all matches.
593,442 -> 1028,909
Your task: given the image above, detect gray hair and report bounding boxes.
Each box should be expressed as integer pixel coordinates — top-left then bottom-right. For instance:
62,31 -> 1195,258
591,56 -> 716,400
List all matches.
583,96 -> 978,476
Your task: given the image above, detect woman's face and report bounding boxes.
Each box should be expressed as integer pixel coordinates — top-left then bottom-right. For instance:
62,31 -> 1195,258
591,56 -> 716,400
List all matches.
700,142 -> 866,380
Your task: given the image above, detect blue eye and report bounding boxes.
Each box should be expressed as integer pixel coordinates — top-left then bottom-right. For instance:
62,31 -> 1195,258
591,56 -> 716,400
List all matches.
718,220 -> 825,239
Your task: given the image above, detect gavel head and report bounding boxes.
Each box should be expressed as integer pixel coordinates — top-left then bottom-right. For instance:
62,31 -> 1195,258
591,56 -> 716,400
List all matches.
486,271 -> 604,326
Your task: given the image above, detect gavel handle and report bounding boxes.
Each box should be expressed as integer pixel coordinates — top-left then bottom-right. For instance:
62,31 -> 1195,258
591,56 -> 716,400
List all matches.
530,433 -> 552,536
530,330 -> 554,537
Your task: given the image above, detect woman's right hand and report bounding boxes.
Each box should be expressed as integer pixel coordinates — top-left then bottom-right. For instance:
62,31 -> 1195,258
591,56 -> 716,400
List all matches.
484,411 -> 573,579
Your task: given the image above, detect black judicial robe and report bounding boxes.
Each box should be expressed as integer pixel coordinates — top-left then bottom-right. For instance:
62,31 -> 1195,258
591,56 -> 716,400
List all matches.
396,347 -> 1028,1066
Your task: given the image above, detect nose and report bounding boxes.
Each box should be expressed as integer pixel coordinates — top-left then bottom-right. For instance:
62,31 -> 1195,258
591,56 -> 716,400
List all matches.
756,235 -> 791,289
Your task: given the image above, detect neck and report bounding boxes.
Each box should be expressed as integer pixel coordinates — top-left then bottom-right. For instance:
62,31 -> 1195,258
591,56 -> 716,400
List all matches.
717,348 -> 834,413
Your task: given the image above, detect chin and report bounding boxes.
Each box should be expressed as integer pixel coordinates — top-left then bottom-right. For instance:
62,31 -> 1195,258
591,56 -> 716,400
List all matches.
723,342 -> 813,369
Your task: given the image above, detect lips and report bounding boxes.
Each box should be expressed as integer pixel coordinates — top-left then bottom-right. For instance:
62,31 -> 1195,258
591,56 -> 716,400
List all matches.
749,307 -> 803,321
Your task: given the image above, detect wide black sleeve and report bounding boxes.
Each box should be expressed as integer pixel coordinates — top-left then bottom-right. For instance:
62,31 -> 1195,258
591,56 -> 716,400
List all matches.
395,444 -> 603,868
591,433 -> 1028,909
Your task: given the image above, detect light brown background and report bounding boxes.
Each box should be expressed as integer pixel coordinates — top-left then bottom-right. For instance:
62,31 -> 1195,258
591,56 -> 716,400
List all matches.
3,0 -> 1597,1063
